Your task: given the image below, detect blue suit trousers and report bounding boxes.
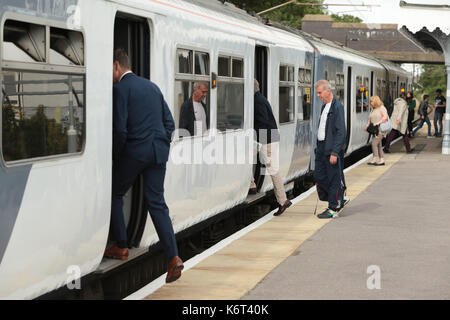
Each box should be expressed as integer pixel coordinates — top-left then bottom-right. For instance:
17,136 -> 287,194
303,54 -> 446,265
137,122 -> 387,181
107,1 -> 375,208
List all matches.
314,141 -> 345,210
111,157 -> 178,260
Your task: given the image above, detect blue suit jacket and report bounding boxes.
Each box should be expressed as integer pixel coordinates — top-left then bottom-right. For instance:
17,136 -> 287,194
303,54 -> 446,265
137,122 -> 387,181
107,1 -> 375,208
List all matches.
254,91 -> 280,144
319,97 -> 346,156
113,73 -> 175,164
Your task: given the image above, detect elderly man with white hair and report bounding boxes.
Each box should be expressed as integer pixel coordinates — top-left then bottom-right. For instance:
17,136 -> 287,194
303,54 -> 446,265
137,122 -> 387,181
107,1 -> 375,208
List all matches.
314,80 -> 347,219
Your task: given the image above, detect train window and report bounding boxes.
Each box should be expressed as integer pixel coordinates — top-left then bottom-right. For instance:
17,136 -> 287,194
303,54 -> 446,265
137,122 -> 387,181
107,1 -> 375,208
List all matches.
50,27 -> 84,66
218,56 -> 230,77
195,52 -> 209,75
2,20 -> 86,164
217,56 -> 245,132
363,77 -> 369,111
3,20 -> 46,63
279,65 -> 295,124
2,71 -> 85,162
174,48 -> 211,135
177,49 -> 193,74
232,58 -> 243,78
336,73 -> 345,105
298,67 -> 312,121
355,76 -> 363,113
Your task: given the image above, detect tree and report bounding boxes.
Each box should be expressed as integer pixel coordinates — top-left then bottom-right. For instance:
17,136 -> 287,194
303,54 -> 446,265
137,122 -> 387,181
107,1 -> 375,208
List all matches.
227,0 -> 326,30
331,14 -> 362,23
415,64 -> 447,103
227,1 -> 362,29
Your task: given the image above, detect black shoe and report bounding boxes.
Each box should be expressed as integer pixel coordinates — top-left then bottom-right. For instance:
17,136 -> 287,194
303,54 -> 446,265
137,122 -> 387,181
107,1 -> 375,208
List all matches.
374,162 -> 385,166
383,148 -> 391,154
274,199 -> 292,216
248,187 -> 257,195
406,148 -> 416,154
317,208 -> 338,219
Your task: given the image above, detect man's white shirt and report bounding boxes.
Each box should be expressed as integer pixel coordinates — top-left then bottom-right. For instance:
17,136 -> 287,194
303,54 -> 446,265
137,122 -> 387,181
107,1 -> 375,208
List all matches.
318,102 -> 332,141
193,101 -> 207,136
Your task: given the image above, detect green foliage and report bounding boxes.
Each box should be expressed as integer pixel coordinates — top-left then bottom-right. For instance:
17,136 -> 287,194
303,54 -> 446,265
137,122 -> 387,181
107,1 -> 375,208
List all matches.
2,103 -> 69,161
227,0 -> 325,29
415,64 -> 447,103
227,1 -> 362,30
331,14 -> 362,23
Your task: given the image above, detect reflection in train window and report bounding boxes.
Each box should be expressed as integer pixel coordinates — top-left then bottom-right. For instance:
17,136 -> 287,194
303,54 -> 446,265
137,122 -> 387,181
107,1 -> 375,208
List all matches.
174,48 -> 210,133
279,65 -> 295,124
298,67 -> 312,121
217,56 -> 244,131
2,71 -> 85,162
363,77 -> 369,111
355,76 -> 363,113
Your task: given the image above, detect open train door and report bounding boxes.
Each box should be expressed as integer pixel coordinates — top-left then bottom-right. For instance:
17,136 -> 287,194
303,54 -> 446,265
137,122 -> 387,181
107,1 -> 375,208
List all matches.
345,66 -> 352,153
253,45 -> 269,192
112,12 -> 150,248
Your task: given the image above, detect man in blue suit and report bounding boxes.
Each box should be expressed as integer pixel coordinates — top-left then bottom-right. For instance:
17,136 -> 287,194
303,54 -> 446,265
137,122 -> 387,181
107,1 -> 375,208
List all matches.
314,80 -> 347,219
105,49 -> 183,283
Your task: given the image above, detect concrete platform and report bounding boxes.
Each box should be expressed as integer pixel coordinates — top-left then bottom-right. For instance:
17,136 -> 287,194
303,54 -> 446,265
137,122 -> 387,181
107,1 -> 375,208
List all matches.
138,125 -> 449,300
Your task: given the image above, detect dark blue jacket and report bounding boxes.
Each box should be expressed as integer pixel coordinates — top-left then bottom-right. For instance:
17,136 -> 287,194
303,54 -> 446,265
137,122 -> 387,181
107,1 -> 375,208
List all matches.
254,91 -> 280,144
179,97 -> 208,137
318,97 -> 346,156
113,72 -> 175,164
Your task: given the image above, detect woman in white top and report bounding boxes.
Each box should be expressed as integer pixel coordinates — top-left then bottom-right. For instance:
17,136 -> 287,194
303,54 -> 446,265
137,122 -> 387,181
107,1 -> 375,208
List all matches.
364,95 -> 389,165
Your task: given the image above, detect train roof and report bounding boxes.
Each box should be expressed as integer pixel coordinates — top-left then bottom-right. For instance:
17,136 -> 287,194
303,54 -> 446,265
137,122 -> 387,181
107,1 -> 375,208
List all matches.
111,0 -> 313,52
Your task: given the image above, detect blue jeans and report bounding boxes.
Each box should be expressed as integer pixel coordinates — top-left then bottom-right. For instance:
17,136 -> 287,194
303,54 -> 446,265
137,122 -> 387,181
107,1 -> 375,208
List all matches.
412,116 -> 431,136
434,111 -> 443,135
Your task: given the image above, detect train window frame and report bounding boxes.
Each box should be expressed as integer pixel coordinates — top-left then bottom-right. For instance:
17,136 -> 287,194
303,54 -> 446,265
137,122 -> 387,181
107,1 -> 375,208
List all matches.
279,64 -> 295,125
216,54 -> 245,133
174,46 -> 211,140
355,76 -> 363,113
335,73 -> 345,106
363,77 -> 369,112
1,16 -> 86,167
298,67 -> 312,122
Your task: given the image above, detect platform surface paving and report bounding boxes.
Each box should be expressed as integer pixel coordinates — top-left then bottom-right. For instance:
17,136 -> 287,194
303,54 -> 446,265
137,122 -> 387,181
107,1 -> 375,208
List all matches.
144,132 -> 449,300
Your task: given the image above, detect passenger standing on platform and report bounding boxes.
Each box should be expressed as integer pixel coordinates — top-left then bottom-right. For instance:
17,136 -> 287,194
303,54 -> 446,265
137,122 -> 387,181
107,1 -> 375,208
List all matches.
365,95 -> 388,166
106,49 -> 184,283
406,91 -> 416,138
179,82 -> 209,137
314,80 -> 347,219
433,89 -> 446,137
249,79 -> 292,216
411,94 -> 432,138
383,92 -> 415,154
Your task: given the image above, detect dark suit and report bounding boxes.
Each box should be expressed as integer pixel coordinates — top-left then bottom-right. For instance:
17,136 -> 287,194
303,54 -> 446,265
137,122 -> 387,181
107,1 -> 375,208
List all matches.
179,97 -> 208,137
112,72 -> 178,260
314,97 -> 346,210
254,91 -> 280,144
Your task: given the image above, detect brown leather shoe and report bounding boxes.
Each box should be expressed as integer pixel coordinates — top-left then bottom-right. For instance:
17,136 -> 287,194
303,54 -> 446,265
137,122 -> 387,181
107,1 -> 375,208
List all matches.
248,187 -> 257,195
104,245 -> 129,261
166,256 -> 184,283
274,199 -> 292,216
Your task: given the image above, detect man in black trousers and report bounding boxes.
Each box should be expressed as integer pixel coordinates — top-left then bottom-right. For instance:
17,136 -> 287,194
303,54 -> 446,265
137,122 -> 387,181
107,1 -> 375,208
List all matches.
314,80 -> 347,219
106,49 -> 183,283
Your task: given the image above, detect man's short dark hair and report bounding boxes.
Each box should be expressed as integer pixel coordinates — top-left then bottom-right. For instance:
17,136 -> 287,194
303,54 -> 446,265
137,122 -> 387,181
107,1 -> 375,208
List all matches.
423,94 -> 429,100
436,89 -> 442,93
114,48 -> 130,69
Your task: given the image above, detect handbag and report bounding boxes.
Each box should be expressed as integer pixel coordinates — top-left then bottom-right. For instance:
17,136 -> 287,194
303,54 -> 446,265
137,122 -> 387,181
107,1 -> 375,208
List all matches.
379,111 -> 392,133
367,122 -> 379,135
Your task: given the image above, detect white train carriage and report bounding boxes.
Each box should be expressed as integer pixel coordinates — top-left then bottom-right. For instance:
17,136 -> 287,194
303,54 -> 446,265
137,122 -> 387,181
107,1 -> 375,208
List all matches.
0,0 -> 411,299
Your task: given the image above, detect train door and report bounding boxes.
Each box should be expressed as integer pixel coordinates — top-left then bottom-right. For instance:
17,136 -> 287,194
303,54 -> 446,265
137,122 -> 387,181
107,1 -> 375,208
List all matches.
112,13 -> 151,247
345,66 -> 352,152
253,45 -> 269,192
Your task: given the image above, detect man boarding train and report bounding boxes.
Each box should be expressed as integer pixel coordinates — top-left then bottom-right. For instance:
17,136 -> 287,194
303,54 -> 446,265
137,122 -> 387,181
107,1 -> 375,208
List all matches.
105,49 -> 183,283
